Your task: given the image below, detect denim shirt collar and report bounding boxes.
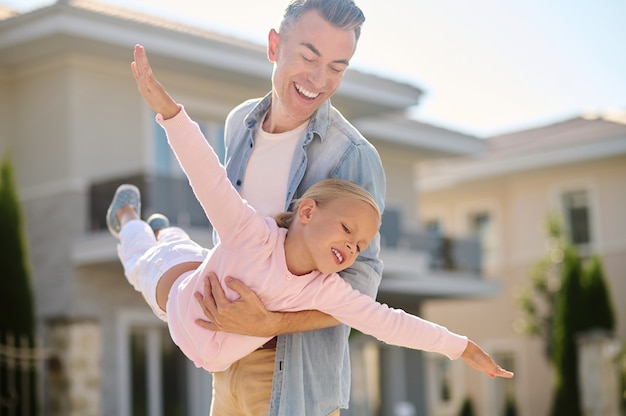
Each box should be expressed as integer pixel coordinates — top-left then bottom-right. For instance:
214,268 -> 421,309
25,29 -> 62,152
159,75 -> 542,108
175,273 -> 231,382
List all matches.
244,92 -> 331,144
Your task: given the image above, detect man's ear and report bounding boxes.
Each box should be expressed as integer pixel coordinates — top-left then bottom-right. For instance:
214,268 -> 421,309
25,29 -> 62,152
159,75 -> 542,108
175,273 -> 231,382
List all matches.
267,28 -> 279,63
297,199 -> 316,224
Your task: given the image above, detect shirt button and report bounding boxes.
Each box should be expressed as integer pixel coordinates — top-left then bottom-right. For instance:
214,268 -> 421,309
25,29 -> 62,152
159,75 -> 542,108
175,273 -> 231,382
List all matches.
155,258 -> 163,266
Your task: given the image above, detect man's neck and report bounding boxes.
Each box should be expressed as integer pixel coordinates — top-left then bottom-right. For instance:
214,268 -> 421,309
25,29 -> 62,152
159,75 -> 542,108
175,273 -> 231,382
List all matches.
262,107 -> 310,134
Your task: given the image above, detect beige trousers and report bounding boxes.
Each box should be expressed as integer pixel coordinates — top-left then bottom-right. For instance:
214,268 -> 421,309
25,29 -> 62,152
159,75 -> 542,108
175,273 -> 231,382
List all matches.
210,349 -> 275,416
210,348 -> 341,415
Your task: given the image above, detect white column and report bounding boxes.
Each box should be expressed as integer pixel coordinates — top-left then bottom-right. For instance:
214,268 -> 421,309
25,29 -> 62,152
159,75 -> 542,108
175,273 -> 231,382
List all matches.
577,330 -> 622,416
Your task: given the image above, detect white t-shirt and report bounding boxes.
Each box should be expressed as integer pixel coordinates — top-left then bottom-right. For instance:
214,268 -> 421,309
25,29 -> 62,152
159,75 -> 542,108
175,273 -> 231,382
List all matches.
239,121 -> 307,217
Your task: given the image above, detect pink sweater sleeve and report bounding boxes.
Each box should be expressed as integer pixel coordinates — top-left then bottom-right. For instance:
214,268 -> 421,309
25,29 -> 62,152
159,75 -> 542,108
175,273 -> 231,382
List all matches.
156,107 -> 265,245
311,275 -> 468,360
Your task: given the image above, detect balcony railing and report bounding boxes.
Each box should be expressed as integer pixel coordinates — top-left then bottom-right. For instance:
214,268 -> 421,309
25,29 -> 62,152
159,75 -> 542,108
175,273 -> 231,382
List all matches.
89,173 -> 212,233
89,174 -> 481,275
380,210 -> 482,274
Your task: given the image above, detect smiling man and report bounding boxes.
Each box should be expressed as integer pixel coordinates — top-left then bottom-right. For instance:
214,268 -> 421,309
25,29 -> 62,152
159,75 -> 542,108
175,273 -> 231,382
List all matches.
188,1 -> 386,415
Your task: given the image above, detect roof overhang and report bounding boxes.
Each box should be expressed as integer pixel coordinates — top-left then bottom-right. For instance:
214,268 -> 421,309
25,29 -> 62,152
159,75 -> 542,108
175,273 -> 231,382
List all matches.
418,135 -> 626,191
377,274 -> 500,311
0,1 -> 423,119
377,248 -> 499,309
355,114 -> 487,157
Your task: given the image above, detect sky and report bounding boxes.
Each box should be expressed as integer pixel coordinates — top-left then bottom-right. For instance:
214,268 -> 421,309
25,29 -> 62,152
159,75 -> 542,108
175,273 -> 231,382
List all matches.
3,0 -> 625,137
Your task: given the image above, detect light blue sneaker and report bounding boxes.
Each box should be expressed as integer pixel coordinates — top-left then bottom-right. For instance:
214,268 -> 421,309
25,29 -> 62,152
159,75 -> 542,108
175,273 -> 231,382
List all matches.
146,213 -> 170,235
106,184 -> 141,238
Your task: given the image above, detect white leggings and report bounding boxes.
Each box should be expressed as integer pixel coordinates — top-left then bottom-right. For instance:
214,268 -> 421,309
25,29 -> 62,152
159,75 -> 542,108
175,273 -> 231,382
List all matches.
117,220 -> 209,321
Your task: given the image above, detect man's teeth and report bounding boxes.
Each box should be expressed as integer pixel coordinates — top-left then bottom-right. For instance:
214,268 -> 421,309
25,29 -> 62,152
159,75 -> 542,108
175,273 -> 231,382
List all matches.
332,248 -> 344,264
296,84 -> 319,99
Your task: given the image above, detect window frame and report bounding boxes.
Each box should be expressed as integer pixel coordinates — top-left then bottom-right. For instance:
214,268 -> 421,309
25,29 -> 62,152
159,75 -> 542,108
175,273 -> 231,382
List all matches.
550,181 -> 599,257
116,310 -> 211,416
457,199 -> 501,270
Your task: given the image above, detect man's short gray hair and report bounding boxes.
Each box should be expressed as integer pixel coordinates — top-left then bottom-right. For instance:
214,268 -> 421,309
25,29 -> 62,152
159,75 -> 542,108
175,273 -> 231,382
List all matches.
280,0 -> 365,41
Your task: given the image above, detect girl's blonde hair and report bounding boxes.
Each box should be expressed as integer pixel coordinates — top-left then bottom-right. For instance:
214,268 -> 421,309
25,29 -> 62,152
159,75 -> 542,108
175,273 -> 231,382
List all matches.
274,178 -> 380,228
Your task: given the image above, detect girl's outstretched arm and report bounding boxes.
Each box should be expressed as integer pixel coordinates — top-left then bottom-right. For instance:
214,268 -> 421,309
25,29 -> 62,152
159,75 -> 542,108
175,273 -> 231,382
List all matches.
461,340 -> 515,378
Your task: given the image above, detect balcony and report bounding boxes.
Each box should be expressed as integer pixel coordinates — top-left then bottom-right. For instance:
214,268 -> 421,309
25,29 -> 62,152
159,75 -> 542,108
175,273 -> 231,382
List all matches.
377,210 -> 498,308
75,174 -> 499,303
73,173 -> 215,265
88,173 -> 212,232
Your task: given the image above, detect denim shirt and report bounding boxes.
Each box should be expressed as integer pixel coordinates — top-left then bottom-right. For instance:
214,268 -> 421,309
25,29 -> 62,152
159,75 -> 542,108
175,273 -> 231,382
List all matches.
223,93 -> 386,415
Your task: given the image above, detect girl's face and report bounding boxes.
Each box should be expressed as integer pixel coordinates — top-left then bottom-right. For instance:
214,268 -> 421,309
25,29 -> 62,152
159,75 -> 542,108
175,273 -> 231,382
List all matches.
301,197 -> 379,274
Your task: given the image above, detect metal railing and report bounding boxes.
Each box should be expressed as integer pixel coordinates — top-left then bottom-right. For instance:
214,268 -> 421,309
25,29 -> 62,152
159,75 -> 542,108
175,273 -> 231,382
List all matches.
380,211 -> 482,274
89,174 -> 211,232
0,333 -> 45,416
89,175 -> 482,274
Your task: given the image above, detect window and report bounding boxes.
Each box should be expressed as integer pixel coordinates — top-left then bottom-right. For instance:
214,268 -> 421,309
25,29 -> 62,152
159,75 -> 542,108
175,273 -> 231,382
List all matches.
151,116 -> 225,228
435,357 -> 453,404
425,220 -> 442,237
380,208 -> 402,248
562,190 -> 591,246
467,210 -> 497,268
118,313 -> 212,416
491,351 -> 517,416
129,326 -> 189,416
153,117 -> 225,177
468,211 -> 490,241
349,338 -> 381,415
427,353 -> 464,414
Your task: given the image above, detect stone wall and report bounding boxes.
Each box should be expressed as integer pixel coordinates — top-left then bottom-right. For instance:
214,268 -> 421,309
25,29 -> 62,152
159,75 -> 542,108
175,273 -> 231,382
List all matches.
46,319 -> 101,416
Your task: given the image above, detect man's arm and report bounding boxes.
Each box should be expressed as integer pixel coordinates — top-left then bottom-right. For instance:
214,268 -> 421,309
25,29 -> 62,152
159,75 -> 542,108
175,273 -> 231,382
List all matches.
194,272 -> 340,337
192,179 -> 383,336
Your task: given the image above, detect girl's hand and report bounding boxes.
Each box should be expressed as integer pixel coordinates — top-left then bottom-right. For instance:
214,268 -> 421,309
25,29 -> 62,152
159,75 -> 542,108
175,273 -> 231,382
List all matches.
130,44 -> 180,119
461,340 -> 515,379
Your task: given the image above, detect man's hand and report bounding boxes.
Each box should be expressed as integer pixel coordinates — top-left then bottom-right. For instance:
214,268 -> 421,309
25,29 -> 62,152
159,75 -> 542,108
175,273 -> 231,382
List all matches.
194,272 -> 280,337
461,340 -> 514,379
130,44 -> 180,119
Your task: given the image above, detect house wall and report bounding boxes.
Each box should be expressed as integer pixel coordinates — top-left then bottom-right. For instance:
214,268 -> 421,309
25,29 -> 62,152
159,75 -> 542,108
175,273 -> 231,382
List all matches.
372,141 -> 421,229
12,60 -> 73,189
0,67 -> 11,157
419,154 -> 626,416
66,55 -> 149,182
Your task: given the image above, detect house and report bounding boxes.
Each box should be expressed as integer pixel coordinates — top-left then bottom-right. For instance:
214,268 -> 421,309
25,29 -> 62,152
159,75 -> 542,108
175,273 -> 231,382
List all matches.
417,111 -> 626,415
0,1 -> 499,415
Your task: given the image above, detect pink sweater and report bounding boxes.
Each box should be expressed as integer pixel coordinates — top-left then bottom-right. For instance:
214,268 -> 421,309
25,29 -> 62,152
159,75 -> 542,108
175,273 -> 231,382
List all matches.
161,108 -> 468,372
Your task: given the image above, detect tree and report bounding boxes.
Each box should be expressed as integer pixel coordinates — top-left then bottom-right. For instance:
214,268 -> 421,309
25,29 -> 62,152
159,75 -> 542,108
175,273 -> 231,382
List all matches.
458,397 -> 475,416
581,255 -> 615,332
0,157 -> 37,415
0,158 -> 34,334
549,246 -> 585,416
515,214 -> 565,358
516,214 -> 617,416
503,395 -> 518,416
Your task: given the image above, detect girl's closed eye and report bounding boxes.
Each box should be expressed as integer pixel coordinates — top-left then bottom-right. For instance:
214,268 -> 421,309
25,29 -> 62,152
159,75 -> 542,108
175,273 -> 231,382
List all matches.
342,224 -> 360,252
